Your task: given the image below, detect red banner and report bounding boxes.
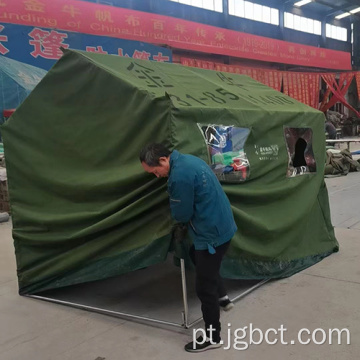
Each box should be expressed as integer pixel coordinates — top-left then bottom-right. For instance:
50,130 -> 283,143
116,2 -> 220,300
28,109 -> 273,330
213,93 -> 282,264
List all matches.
319,74 -> 335,110
320,73 -> 358,116
180,57 -> 360,110
263,70 -> 282,92
214,63 -> 283,91
356,73 -> 360,100
283,72 -> 320,108
182,58 -> 283,91
195,59 -> 214,70
283,73 -> 297,100
308,73 -> 320,109
0,0 -> 351,70
180,57 -> 196,68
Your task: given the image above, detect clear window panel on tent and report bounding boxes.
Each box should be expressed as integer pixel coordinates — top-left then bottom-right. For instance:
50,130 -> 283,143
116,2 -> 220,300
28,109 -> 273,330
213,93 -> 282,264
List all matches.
284,127 -> 317,177
198,124 -> 250,183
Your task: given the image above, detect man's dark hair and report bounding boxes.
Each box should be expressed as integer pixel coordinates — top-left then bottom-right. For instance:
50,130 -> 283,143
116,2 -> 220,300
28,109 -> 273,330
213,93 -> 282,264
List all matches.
139,143 -> 171,166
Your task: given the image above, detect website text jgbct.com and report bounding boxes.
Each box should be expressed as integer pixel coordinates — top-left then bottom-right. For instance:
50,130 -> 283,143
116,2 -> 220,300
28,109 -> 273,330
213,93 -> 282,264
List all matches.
193,323 -> 351,350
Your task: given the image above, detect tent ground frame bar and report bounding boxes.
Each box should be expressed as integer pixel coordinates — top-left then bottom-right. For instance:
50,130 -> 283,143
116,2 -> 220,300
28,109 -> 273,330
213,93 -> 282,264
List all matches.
25,259 -> 269,330
185,278 -> 270,328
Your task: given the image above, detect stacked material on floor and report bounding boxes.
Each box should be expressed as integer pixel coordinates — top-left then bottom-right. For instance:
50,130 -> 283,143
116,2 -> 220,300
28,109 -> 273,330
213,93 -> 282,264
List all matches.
325,148 -> 360,177
0,167 -> 9,220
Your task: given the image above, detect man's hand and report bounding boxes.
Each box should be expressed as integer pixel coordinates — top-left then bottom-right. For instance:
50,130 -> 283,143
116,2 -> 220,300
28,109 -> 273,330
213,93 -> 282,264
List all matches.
171,223 -> 188,243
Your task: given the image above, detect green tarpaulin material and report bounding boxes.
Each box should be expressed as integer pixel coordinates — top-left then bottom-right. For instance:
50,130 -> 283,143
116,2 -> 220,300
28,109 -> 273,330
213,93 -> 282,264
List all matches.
1,49 -> 338,295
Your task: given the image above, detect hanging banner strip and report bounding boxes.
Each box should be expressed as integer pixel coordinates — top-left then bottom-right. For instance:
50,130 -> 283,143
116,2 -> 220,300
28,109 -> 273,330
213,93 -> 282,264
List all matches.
181,59 -> 283,91
180,58 -> 360,110
280,72 -> 320,108
356,73 -> 360,100
310,74 -> 320,109
321,73 -> 360,117
321,73 -> 355,113
213,62 -> 284,92
0,0 -> 351,70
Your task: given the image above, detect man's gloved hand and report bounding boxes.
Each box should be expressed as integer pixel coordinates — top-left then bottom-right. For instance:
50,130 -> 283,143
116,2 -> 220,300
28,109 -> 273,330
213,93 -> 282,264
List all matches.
171,223 -> 188,243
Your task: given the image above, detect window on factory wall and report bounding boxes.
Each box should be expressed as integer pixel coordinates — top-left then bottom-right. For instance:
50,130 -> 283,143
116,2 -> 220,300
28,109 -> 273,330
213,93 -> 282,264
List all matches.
169,0 -> 223,12
228,1 -> 279,26
326,24 -> 348,42
284,13 -> 321,35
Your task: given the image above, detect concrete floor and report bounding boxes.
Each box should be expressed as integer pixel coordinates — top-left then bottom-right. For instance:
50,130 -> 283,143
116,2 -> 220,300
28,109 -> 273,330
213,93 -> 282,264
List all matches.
1,172 -> 360,359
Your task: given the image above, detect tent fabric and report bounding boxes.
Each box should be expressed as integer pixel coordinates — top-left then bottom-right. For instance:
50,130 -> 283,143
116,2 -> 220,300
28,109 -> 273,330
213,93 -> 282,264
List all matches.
0,56 -> 47,122
1,49 -> 338,295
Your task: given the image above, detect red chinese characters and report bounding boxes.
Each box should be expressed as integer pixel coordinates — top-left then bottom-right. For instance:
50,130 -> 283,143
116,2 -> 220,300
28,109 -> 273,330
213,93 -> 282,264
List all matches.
29,28 -> 69,59
86,46 -> 108,54
153,52 -> 170,62
0,25 -> 9,55
132,50 -> 151,60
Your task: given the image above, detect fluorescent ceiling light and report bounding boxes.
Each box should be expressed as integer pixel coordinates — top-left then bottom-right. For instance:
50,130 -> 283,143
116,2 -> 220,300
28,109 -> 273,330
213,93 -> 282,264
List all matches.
335,12 -> 351,19
294,0 -> 312,7
350,7 -> 360,14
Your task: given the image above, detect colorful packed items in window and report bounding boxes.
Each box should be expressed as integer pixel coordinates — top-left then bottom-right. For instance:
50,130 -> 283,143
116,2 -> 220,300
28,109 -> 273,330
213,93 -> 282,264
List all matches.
198,124 -> 250,183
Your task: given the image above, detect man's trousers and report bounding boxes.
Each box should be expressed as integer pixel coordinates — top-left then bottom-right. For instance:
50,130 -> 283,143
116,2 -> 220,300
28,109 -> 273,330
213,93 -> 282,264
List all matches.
189,240 -> 231,342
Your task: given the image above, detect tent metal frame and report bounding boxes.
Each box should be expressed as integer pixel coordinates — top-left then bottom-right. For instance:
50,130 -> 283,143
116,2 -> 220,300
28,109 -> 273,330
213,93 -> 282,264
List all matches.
25,259 -> 270,329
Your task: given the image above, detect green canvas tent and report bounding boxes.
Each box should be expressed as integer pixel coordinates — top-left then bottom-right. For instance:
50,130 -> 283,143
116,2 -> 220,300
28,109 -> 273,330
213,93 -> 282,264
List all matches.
1,49 -> 338,296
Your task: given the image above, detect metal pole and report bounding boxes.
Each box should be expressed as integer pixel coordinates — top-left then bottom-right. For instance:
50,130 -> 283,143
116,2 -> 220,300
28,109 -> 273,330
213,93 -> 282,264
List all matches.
187,278 -> 270,328
180,259 -> 190,328
188,316 -> 204,328
231,279 -> 270,303
25,294 -> 184,328
189,279 -> 270,328
25,278 -> 270,330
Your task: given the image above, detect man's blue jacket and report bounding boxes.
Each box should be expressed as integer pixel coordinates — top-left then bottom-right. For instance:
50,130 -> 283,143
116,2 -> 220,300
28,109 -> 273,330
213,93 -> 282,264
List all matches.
168,150 -> 237,253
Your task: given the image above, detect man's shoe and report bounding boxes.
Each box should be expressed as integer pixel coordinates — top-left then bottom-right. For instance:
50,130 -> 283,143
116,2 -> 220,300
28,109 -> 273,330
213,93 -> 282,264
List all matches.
184,336 -> 222,353
219,298 -> 234,311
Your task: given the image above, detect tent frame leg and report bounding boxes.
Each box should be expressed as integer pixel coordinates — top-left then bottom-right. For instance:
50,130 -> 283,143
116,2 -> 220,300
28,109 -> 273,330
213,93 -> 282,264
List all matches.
25,259 -> 269,330
181,272 -> 270,328
180,259 -> 190,328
